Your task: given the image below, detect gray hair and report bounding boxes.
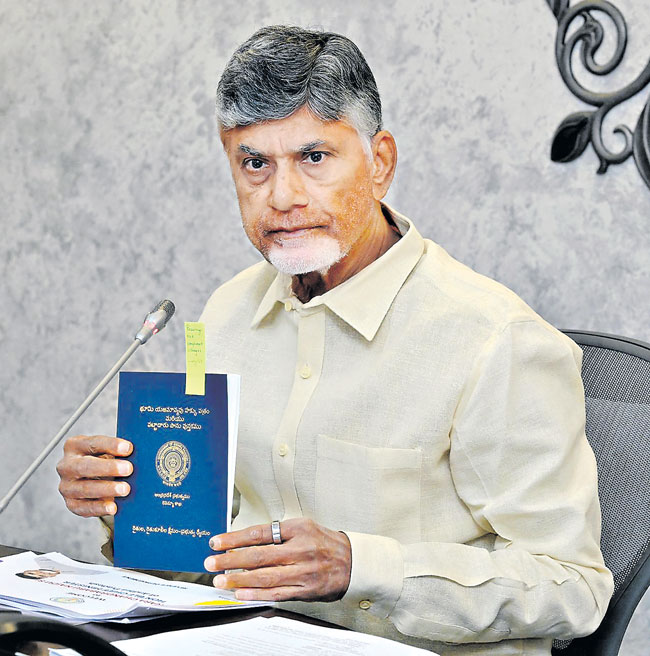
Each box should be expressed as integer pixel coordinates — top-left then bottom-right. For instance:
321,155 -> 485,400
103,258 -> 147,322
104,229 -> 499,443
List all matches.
216,25 -> 383,141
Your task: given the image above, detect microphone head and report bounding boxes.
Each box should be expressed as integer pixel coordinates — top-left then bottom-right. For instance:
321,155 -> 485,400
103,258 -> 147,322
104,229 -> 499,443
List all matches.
152,299 -> 176,320
135,299 -> 176,344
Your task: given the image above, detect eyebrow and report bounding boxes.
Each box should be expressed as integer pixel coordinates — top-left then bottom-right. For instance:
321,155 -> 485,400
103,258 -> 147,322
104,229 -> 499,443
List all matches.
238,144 -> 265,158
237,139 -> 331,158
295,140 -> 327,153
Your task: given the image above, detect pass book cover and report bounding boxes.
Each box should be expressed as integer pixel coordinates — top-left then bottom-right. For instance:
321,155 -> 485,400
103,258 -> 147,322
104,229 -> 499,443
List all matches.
114,372 -> 237,573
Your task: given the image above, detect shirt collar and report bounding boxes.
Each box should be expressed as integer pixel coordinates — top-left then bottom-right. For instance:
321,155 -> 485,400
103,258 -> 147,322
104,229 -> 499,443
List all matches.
250,204 -> 425,341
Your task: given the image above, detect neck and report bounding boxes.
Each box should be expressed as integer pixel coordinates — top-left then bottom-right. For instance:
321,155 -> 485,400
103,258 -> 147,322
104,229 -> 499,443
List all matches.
291,206 -> 401,303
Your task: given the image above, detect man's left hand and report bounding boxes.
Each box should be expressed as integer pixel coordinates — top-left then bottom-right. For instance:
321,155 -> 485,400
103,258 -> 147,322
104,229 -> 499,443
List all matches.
204,518 -> 351,602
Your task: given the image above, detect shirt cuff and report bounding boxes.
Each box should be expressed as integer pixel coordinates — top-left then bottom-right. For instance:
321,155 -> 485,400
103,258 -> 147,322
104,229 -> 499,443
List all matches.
341,531 -> 404,619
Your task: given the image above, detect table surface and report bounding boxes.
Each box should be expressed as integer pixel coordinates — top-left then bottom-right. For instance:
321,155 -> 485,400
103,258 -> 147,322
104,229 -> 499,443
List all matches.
0,544 -> 343,647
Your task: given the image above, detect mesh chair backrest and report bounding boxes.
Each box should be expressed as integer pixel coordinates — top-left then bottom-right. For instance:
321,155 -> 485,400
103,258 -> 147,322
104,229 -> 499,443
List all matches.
579,339 -> 650,600
553,333 -> 650,652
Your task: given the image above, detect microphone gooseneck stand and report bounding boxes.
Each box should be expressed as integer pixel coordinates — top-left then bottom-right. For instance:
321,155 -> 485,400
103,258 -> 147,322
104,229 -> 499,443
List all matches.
0,299 -> 175,515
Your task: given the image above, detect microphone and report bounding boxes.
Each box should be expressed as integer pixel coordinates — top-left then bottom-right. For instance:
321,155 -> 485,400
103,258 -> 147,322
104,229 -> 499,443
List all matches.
0,300 -> 176,515
135,299 -> 175,344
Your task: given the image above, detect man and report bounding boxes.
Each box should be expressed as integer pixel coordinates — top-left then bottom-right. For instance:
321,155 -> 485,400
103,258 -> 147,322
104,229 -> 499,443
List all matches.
16,570 -> 60,580
57,26 -> 613,654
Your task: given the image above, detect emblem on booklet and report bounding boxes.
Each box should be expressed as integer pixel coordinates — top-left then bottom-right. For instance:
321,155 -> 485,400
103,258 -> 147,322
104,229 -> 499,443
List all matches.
155,440 -> 191,487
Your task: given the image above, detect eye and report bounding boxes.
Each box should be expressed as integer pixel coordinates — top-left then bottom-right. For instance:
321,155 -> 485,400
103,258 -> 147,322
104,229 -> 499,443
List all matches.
243,158 -> 267,171
304,151 -> 327,164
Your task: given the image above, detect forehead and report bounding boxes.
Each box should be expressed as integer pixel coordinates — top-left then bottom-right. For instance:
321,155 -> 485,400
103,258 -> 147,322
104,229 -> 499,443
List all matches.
220,106 -> 363,157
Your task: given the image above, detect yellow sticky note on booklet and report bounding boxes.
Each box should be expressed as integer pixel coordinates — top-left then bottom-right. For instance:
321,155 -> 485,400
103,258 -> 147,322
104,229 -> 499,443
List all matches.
185,322 -> 206,395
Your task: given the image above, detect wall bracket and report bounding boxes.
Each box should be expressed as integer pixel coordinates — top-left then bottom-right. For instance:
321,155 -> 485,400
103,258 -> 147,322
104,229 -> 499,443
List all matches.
547,0 -> 650,189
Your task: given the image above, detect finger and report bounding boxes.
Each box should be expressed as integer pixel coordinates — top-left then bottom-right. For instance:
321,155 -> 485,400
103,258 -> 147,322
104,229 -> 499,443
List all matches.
64,498 -> 118,518
57,455 -> 133,479
209,518 -> 318,551
63,435 -> 133,457
204,544 -> 290,572
235,586 -> 307,603
210,522 -> 275,551
59,479 -> 130,501
212,565 -> 305,590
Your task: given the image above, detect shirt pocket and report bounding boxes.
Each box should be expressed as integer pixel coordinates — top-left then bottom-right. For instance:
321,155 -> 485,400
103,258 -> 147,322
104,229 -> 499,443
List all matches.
314,434 -> 422,543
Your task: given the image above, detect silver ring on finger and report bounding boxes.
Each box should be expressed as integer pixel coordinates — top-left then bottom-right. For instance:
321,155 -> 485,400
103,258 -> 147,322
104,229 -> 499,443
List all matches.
271,520 -> 282,545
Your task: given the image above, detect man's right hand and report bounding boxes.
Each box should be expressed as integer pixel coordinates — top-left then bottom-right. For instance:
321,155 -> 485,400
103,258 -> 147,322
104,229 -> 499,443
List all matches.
56,435 -> 133,517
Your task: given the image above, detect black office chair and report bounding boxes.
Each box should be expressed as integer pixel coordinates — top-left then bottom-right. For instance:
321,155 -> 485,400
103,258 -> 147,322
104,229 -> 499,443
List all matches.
0,612 -> 126,656
552,330 -> 650,655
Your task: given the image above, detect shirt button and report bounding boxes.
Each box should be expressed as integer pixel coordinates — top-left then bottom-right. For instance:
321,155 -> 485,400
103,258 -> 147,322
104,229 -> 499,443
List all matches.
299,364 -> 312,379
284,301 -> 292,312
359,600 -> 372,610
278,444 -> 289,457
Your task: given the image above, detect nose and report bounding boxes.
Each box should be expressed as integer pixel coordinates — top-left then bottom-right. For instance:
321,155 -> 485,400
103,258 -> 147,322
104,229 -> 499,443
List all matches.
269,163 -> 308,211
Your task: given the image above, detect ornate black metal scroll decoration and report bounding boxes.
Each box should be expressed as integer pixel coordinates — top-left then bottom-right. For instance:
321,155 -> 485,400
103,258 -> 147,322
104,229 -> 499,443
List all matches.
546,0 -> 650,189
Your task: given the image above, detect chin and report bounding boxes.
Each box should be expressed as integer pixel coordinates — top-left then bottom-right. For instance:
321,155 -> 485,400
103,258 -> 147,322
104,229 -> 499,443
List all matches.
267,237 -> 343,276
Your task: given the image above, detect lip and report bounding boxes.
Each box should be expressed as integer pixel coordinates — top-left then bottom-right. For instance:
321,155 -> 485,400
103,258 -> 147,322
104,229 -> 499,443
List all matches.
268,226 -> 325,239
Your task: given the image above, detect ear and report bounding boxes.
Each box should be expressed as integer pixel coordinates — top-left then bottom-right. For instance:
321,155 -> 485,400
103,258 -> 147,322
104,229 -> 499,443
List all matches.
370,130 -> 398,201
219,126 -> 234,154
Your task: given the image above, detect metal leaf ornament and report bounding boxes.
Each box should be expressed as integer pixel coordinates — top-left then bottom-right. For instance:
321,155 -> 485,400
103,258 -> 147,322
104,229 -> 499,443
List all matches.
551,112 -> 593,163
633,98 -> 650,188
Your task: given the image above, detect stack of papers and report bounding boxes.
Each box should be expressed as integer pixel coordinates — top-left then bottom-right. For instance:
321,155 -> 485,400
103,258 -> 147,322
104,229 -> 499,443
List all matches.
51,615 -> 437,655
0,551 -> 266,622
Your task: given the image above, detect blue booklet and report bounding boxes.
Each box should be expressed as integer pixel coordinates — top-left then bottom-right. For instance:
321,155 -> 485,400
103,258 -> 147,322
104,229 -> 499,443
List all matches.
114,372 -> 239,573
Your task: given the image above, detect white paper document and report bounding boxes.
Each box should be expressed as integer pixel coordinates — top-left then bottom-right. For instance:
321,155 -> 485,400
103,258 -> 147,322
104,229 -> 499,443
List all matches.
0,551 -> 266,621
50,615 -> 437,655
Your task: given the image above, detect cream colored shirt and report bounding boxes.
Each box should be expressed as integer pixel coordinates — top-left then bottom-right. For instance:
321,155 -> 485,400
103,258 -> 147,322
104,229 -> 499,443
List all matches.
194,208 -> 613,655
102,207 -> 613,654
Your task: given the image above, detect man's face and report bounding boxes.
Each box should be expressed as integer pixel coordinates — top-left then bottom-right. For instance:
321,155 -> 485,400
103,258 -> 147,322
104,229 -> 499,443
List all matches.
20,569 -> 60,579
221,106 -> 379,276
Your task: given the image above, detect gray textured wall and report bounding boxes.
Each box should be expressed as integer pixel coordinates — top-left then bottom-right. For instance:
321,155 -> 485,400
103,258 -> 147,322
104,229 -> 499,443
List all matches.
1,0 -> 649,651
